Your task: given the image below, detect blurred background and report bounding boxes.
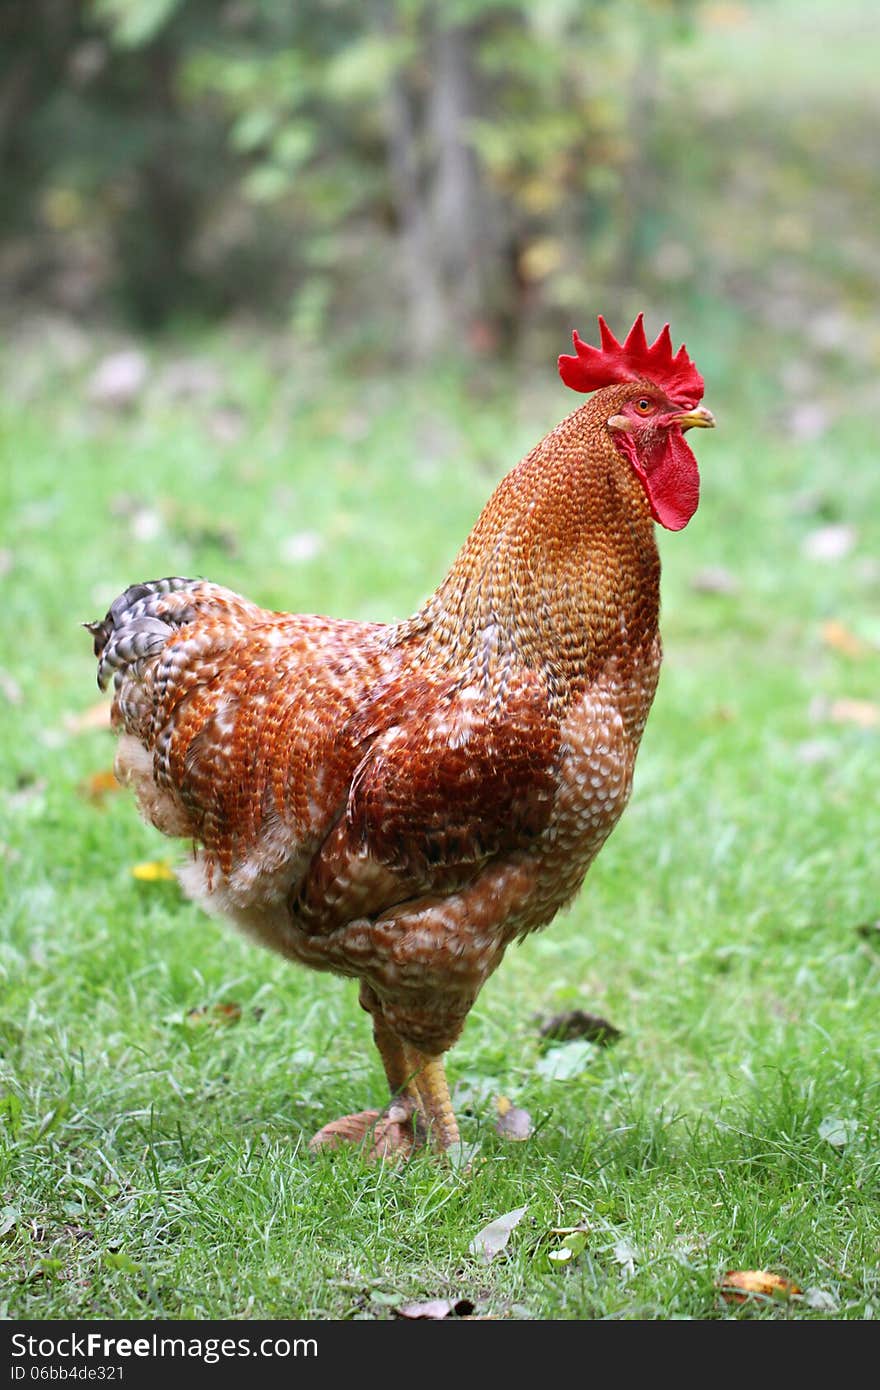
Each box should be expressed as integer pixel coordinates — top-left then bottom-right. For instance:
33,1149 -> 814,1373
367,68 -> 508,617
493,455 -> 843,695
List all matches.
2,0 -> 878,374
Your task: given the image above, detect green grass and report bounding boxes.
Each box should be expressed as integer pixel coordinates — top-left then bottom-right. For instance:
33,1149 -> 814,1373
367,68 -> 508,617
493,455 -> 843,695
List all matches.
0,328 -> 878,1320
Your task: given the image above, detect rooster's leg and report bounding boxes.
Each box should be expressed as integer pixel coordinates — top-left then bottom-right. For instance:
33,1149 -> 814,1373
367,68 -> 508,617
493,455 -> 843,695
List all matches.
369,1002 -> 420,1103
309,985 -> 422,1158
368,999 -> 459,1150
403,1049 -> 461,1152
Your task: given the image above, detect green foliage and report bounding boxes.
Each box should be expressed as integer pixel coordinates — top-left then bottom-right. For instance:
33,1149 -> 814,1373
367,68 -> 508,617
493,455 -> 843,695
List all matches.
2,1 -> 876,346
93,0 -> 183,48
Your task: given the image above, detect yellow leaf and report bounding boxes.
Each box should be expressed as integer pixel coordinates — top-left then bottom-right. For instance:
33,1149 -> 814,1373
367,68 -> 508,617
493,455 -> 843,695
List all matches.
131,860 -> 175,882
78,769 -> 121,804
720,1270 -> 802,1303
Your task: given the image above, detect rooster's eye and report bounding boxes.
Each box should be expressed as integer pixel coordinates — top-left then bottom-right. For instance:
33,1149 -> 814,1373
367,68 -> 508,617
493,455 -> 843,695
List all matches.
634,398 -> 653,415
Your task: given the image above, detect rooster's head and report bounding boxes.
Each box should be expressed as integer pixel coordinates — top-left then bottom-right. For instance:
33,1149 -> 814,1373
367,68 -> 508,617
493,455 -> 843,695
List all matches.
559,314 -> 714,531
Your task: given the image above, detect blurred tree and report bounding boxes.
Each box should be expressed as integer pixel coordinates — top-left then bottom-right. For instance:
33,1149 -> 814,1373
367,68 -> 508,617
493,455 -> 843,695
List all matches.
2,0 -> 786,349
170,0 -> 700,351
6,1 -> 873,358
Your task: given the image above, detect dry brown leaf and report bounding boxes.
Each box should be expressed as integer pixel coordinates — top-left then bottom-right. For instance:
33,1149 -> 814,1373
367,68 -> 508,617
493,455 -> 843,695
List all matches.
309,1104 -> 418,1162
719,1270 -> 802,1303
185,1002 -> 242,1027
494,1097 -> 533,1141
829,698 -> 880,729
131,860 -> 175,882
396,1298 -> 475,1320
78,769 -> 121,804
309,1110 -> 381,1152
538,1009 -> 622,1046
64,701 -> 111,734
821,620 -> 868,658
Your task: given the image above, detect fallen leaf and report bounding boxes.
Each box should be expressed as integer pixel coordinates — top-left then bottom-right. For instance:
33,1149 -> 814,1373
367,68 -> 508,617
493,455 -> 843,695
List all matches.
613,1238 -> 639,1272
185,1003 -> 243,1028
535,1041 -> 597,1081
77,769 -> 120,804
445,1140 -> 482,1174
719,1270 -> 802,1303
801,524 -> 855,562
309,1107 -> 419,1163
396,1298 -> 475,1320
131,860 -> 175,882
821,620 -> 868,657
538,1010 -> 622,1046
64,701 -> 111,734
494,1097 -> 533,1141
469,1205 -> 528,1264
0,1205 -> 21,1238
803,1287 -> 839,1312
548,1231 -> 587,1265
818,1116 -> 858,1148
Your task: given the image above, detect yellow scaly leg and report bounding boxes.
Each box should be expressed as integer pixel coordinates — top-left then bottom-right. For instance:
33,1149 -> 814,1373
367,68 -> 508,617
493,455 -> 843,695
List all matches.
403,1047 -> 461,1152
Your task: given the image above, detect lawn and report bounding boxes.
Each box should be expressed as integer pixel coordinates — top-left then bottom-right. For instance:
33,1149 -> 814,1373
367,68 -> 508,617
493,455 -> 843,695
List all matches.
0,326 -> 877,1319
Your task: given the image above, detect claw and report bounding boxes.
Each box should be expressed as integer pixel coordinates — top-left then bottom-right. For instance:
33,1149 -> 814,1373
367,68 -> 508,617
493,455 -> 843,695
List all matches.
309,1097 -> 425,1162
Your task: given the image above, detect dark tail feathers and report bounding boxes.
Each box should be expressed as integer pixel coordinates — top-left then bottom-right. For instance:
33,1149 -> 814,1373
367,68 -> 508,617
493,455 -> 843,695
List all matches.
85,576 -> 197,689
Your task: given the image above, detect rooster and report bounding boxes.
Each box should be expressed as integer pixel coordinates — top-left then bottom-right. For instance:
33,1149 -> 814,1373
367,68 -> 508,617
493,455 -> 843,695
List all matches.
87,314 -> 714,1156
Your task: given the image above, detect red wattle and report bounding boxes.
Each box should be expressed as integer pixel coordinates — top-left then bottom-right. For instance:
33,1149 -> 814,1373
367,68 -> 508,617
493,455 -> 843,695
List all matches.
613,426 -> 700,532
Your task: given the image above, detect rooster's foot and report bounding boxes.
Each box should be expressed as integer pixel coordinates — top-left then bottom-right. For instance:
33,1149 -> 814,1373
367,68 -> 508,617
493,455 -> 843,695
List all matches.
309,1096 -> 424,1161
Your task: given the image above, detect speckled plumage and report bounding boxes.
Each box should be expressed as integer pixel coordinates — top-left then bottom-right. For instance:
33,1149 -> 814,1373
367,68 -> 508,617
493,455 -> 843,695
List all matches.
89,347 -> 711,1149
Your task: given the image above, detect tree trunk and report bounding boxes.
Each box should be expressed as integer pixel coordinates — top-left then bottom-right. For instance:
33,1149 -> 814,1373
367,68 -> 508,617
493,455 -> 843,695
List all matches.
384,7 -> 508,357
385,49 -> 447,358
427,20 -> 503,349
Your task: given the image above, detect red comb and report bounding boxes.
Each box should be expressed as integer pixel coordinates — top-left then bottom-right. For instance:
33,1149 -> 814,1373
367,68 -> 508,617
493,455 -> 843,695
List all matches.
558,313 -> 704,408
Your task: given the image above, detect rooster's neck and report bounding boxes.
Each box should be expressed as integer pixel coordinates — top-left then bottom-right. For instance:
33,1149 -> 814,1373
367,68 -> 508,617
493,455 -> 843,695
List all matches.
398,402 -> 661,706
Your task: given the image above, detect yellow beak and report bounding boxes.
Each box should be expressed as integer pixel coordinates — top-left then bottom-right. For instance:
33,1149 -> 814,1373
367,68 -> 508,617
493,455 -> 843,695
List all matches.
675,405 -> 715,431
